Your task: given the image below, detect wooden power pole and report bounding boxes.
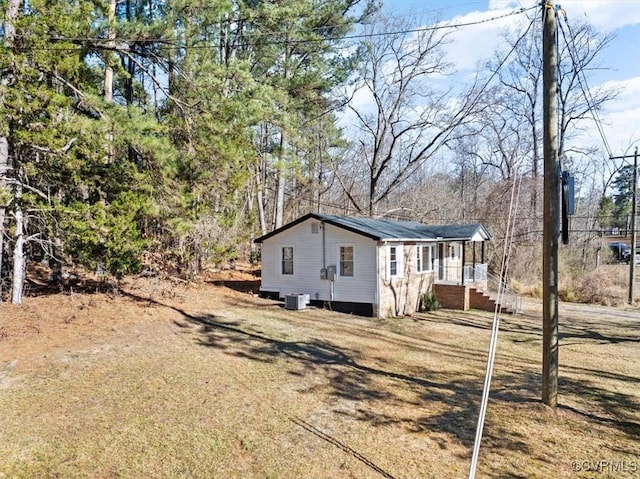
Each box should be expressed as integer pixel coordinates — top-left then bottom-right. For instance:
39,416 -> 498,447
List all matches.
630,148 -> 638,305
542,1 -> 559,407
610,147 -> 638,304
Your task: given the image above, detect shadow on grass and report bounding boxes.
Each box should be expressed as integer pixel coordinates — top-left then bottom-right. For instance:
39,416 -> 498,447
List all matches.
121,289 -> 640,465
122,291 -> 530,451
423,308 -> 640,347
207,279 -> 261,294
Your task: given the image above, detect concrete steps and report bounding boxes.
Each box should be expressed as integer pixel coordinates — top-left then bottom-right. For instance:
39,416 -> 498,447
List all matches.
469,287 -> 514,314
432,283 -> 516,314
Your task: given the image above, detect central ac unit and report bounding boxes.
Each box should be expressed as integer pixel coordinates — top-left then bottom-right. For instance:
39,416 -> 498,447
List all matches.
285,294 -> 307,310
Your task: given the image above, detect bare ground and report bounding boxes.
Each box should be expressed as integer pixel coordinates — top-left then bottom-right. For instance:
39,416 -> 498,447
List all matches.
0,273 -> 638,478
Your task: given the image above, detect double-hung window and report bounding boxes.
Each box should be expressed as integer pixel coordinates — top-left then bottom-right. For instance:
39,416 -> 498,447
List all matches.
389,245 -> 403,278
339,245 -> 354,277
281,246 -> 294,275
417,245 -> 434,273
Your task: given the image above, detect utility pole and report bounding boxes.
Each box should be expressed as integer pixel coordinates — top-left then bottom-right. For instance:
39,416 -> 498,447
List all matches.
610,147 -> 638,304
542,1 -> 559,407
631,148 -> 638,304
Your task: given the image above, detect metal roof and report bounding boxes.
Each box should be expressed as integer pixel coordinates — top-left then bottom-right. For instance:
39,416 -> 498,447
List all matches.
254,213 -> 492,243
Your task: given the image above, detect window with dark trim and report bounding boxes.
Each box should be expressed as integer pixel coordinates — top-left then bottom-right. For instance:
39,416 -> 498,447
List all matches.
282,246 -> 294,275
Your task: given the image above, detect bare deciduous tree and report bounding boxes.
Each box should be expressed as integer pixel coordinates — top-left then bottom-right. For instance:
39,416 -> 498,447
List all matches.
343,15 -> 481,217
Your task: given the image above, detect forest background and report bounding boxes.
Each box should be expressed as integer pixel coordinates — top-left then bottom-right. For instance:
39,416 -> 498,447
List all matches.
1,0 -> 638,305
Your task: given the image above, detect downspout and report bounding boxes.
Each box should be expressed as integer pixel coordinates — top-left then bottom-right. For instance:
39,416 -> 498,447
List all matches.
375,241 -> 381,317
322,221 -> 326,269
322,221 -> 333,301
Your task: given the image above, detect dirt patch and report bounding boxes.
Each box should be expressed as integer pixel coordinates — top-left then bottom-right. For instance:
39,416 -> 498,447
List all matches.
0,266 -> 263,369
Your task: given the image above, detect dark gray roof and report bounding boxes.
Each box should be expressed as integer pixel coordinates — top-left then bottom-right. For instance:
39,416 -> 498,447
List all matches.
254,213 -> 491,243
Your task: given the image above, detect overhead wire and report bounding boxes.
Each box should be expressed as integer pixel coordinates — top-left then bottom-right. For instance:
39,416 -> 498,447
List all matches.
468,5 -> 538,476
556,10 -> 614,158
468,170 -> 523,479
386,11 -> 538,196
2,5 -> 537,52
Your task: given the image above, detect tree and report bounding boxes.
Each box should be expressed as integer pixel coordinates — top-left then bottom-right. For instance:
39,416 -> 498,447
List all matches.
0,0 -> 381,293
0,0 -> 177,301
596,164 -> 637,231
246,0 -> 373,229
343,14 -> 481,217
0,0 -> 20,299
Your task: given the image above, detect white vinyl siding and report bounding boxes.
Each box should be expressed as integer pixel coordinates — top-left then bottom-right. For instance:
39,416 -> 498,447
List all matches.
417,244 -> 434,273
259,218 -> 377,303
339,245 -> 354,277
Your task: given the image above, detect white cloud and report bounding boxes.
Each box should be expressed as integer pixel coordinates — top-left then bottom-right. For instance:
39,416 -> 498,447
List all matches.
598,76 -> 640,151
551,0 -> 640,31
440,1 -> 640,73
441,7 -> 531,71
437,2 -> 640,155
487,1 -> 640,31
340,2 -> 640,155
488,1 -> 521,9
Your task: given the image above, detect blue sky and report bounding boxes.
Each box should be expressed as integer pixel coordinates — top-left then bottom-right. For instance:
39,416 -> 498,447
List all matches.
376,0 -> 640,154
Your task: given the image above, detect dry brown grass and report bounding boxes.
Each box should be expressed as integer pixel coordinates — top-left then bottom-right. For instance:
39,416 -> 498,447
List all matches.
513,263 -> 637,307
0,277 -> 638,478
559,264 -> 634,306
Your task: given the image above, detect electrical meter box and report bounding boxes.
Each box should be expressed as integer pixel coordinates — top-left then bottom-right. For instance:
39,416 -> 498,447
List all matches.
326,265 -> 336,281
321,265 -> 336,280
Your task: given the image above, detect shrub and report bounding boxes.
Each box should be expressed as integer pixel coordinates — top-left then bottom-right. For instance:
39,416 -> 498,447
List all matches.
420,291 -> 440,312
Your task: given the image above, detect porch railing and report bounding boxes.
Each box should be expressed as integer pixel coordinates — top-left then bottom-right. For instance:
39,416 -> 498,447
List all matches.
463,263 -> 487,283
470,267 -> 522,314
436,264 -> 486,284
434,263 -> 522,313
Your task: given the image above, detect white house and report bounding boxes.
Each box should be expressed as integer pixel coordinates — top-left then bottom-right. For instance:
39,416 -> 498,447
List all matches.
254,213 -> 493,317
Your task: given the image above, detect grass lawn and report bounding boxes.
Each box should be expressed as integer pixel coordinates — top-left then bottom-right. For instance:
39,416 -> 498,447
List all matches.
1,278 -> 638,478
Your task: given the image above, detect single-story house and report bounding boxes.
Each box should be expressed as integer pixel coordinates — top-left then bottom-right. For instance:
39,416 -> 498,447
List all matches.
254,213 -> 493,317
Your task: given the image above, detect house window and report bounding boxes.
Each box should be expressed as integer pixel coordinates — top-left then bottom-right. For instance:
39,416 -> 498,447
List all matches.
339,245 -> 354,277
417,245 -> 434,272
450,244 -> 459,259
389,245 -> 403,277
281,246 -> 294,275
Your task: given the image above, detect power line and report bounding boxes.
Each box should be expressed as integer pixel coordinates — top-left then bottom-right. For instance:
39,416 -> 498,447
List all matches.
385,13 -> 538,196
556,11 -> 613,158
3,5 -> 537,52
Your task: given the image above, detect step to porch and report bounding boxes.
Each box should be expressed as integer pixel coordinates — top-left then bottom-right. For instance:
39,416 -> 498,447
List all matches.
468,287 -> 514,314
433,283 -> 515,314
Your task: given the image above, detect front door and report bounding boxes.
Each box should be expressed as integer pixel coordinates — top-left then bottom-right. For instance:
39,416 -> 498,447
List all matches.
438,243 -> 445,281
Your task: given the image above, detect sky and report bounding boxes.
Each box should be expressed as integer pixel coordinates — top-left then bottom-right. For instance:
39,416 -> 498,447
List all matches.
374,0 -> 640,157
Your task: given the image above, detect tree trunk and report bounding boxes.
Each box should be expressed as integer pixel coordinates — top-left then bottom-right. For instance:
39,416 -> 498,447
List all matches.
255,124 -> 268,235
0,137 -> 7,300
104,0 -> 116,103
125,0 -> 134,106
11,197 -> 24,305
273,130 -> 286,229
256,167 -> 267,236
2,0 -> 20,301
49,236 -> 64,286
